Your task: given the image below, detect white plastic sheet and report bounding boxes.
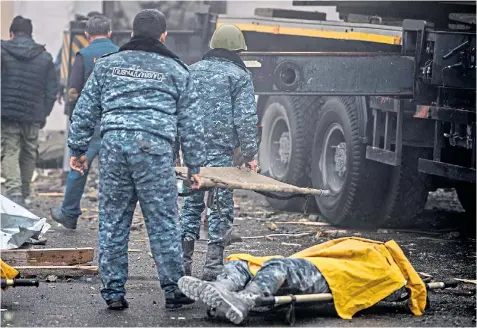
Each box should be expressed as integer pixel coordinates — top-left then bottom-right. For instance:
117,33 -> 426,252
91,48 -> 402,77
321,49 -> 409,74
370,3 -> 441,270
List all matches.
0,195 -> 50,250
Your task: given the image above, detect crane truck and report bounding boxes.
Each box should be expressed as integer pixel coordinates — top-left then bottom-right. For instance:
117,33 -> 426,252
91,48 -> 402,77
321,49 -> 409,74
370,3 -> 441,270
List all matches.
59,1 -> 475,229
229,1 -> 476,228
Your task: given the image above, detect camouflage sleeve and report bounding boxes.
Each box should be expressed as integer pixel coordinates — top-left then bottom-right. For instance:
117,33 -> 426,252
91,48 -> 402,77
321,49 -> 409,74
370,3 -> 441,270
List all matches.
232,73 -> 259,160
177,73 -> 206,174
67,64 -> 103,157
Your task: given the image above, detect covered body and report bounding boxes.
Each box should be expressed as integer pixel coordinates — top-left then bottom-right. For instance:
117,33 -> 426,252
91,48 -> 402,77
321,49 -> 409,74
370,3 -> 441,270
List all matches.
227,237 -> 427,319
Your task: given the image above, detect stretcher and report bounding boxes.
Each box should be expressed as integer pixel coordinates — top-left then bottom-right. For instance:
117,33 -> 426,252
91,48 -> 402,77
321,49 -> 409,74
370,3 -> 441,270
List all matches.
175,166 -> 331,208
206,280 -> 459,326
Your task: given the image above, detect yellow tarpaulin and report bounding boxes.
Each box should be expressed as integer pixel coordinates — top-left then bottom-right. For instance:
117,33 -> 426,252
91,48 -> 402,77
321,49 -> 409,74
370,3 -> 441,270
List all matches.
1,259 -> 19,279
226,237 -> 427,320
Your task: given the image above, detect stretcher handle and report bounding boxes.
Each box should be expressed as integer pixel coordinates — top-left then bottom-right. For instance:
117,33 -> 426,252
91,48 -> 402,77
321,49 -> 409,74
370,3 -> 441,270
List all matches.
1,278 -> 39,288
256,293 -> 333,306
255,281 -> 459,306
427,280 -> 458,289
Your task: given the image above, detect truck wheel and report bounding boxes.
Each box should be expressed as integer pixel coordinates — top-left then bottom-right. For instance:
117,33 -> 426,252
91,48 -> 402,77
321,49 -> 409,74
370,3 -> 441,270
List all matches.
259,96 -> 318,212
381,147 -> 433,228
310,97 -> 390,227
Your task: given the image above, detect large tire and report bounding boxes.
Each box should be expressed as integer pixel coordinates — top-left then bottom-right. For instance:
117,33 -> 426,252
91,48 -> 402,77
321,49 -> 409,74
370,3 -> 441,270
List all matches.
310,97 -> 390,227
381,147 -> 433,228
259,96 -> 319,212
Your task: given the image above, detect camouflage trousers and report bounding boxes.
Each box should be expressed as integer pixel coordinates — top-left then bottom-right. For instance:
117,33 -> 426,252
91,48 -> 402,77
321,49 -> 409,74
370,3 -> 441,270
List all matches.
218,258 -> 330,296
1,119 -> 39,197
98,130 -> 183,301
180,154 -> 233,246
219,258 -> 406,301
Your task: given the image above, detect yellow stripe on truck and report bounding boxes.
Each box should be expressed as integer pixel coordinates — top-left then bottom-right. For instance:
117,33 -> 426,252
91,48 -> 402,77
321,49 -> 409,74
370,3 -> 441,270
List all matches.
216,22 -> 401,45
75,34 -> 89,48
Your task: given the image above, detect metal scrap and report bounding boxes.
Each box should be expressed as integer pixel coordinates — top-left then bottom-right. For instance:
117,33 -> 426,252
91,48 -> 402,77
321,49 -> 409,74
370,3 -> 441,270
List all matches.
0,195 -> 50,250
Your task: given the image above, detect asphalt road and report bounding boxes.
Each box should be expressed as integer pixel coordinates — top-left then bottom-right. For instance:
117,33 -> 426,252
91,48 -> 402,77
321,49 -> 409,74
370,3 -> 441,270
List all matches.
1,171 -> 476,327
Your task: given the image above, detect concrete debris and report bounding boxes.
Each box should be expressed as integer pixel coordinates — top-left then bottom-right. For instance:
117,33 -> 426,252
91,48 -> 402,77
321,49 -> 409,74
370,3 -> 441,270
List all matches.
46,275 -> 58,282
443,231 -> 461,239
268,222 -> 278,231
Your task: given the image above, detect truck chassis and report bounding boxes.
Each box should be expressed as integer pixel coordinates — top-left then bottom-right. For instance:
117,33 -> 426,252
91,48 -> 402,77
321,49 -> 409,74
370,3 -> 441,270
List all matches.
238,14 -> 475,228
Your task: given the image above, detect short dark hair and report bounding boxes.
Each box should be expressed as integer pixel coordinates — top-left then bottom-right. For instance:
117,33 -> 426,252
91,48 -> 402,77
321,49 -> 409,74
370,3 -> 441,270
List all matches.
132,9 -> 166,39
10,16 -> 33,36
86,15 -> 111,36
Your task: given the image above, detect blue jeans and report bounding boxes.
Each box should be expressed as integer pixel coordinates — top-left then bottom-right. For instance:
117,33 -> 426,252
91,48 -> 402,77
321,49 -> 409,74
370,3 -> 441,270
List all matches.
61,136 -> 101,220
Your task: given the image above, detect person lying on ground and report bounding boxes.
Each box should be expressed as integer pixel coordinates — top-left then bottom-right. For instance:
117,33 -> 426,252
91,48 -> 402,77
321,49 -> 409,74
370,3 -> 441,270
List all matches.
179,237 -> 427,325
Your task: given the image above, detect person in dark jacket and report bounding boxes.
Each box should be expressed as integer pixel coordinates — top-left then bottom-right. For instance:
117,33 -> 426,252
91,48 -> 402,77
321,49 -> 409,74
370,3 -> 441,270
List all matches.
50,15 -> 119,229
1,16 -> 57,205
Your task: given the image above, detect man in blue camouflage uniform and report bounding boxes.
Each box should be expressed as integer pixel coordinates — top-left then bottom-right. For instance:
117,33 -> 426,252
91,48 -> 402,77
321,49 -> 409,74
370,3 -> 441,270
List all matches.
179,259 -> 406,325
67,9 -> 205,310
179,25 -> 259,281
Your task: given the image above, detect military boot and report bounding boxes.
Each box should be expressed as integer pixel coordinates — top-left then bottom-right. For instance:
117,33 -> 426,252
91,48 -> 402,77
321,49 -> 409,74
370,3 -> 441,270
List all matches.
164,288 -> 195,309
182,237 -> 195,276
106,297 -> 129,311
201,244 -> 224,281
178,274 -> 239,302
200,281 -> 263,325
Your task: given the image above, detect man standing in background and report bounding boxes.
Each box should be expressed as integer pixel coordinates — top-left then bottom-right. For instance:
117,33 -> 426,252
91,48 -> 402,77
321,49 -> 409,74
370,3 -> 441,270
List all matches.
1,16 -> 57,205
50,15 -> 119,229
55,11 -> 102,179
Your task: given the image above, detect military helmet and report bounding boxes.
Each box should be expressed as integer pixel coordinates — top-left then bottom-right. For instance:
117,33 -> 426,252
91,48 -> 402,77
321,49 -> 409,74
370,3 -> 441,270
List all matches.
209,24 -> 247,51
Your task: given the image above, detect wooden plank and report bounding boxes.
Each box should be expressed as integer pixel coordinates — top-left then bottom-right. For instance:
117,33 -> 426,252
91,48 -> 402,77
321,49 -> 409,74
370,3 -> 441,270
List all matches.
275,221 -> 329,226
454,278 -> 477,285
1,248 -> 94,267
38,192 -> 64,197
16,265 -> 98,277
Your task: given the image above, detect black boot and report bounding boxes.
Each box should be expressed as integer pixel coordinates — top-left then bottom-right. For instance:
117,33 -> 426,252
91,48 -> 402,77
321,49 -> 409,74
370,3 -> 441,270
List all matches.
165,288 -> 195,309
106,297 -> 129,310
182,238 -> 195,276
50,207 -> 77,229
201,244 -> 224,281
200,282 -> 262,325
